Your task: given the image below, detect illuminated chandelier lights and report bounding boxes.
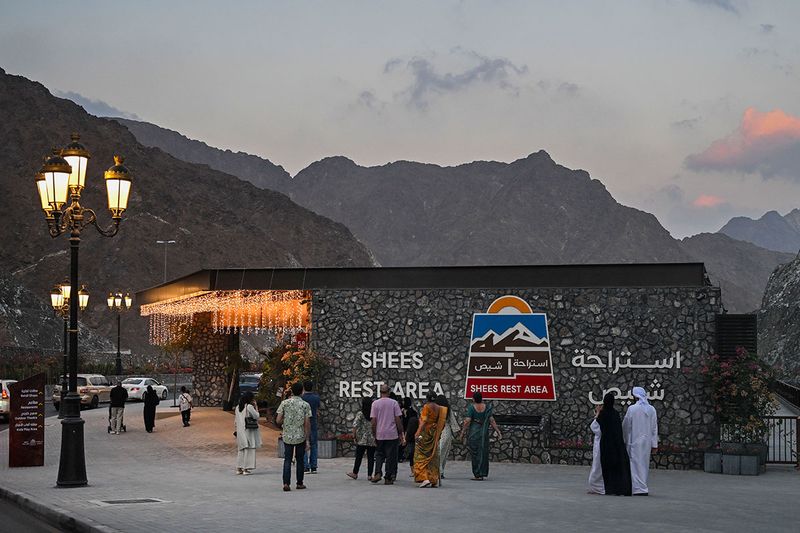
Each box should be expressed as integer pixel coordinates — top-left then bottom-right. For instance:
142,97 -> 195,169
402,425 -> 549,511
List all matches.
142,290 -> 307,345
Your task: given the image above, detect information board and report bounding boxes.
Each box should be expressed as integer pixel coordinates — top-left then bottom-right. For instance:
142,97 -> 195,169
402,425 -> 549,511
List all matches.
9,373 -> 45,467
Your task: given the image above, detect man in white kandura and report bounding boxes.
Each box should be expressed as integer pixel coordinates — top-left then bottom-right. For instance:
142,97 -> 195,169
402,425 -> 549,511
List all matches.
622,386 -> 658,496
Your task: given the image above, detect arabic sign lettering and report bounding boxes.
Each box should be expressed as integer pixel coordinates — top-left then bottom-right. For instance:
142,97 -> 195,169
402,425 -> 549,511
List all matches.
572,349 -> 680,405
464,296 -> 557,401
9,373 -> 45,468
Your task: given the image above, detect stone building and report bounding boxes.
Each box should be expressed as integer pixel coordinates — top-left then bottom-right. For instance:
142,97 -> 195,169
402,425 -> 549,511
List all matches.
137,263 -> 723,469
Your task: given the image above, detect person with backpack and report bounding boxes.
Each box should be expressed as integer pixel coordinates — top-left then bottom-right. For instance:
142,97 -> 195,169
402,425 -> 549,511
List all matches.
178,386 -> 192,427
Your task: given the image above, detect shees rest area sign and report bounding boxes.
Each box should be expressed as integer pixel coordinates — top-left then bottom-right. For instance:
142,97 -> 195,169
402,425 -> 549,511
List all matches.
464,296 -> 556,401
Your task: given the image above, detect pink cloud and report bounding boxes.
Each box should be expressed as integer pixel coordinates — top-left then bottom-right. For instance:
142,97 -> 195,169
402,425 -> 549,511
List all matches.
685,107 -> 800,179
692,194 -> 725,208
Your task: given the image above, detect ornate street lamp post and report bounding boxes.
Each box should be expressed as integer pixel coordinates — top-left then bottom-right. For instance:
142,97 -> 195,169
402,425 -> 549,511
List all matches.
50,282 -> 89,419
107,291 -> 132,376
35,133 -> 132,487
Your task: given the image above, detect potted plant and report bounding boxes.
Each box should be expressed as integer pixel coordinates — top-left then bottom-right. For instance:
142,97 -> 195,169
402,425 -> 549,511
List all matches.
700,347 -> 776,475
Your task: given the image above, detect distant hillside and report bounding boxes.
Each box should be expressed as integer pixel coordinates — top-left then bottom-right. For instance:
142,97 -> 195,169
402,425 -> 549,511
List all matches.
113,118 -> 293,194
681,233 -> 793,313
719,210 -> 800,253
118,115 -> 789,314
0,68 -> 375,354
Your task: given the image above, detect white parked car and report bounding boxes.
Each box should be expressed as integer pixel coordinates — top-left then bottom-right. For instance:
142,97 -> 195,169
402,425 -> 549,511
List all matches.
1,379 -> 17,422
122,377 -> 169,401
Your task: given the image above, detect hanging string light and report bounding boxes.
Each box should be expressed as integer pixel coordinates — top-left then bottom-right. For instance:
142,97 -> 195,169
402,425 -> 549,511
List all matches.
141,290 -> 308,345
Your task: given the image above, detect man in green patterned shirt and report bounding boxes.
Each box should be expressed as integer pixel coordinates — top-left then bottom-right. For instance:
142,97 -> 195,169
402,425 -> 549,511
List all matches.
276,382 -> 312,492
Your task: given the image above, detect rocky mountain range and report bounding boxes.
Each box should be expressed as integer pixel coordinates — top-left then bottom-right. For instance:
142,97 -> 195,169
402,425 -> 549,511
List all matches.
719,210 -> 800,254
0,68 -> 374,356
112,118 -> 790,314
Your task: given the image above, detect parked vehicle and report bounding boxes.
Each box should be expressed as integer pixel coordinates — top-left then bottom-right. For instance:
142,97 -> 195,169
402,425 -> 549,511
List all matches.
238,373 -> 262,396
122,377 -> 169,401
0,380 -> 18,422
52,374 -> 112,410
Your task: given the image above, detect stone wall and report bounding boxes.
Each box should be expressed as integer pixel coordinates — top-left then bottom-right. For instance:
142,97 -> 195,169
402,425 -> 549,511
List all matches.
312,287 -> 722,469
190,312 -> 238,407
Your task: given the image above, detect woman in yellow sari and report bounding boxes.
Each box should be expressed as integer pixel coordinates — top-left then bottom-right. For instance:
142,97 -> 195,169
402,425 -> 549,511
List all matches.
413,392 -> 447,488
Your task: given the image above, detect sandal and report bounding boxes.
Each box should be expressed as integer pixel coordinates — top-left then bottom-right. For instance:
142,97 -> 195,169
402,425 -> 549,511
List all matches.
418,480 -> 432,488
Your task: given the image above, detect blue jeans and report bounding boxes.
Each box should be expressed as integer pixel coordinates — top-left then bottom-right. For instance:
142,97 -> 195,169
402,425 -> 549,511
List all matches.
283,441 -> 306,485
304,426 -> 318,470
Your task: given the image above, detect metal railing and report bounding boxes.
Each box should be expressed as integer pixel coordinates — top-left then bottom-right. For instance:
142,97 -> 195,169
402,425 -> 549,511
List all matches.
764,416 -> 798,465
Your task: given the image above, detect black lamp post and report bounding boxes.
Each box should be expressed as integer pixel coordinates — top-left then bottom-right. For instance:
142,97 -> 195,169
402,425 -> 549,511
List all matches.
35,133 -> 132,488
50,281 -> 89,419
107,291 -> 132,376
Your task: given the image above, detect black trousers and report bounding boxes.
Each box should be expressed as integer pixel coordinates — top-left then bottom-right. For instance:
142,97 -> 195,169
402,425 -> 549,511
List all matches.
353,445 -> 376,476
181,409 -> 191,426
283,441 -> 306,485
374,439 -> 399,480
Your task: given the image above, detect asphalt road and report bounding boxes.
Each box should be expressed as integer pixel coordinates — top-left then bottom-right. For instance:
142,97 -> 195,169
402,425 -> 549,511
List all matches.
0,498 -> 61,532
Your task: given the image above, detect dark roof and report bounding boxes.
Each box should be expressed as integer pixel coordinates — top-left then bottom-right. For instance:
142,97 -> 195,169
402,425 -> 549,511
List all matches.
136,263 -> 711,306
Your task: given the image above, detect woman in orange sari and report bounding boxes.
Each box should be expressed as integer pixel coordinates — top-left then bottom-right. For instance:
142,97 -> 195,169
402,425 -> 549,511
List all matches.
413,392 -> 447,488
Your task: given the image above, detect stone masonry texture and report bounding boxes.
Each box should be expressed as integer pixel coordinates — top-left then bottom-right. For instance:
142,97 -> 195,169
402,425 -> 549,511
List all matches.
311,287 -> 723,469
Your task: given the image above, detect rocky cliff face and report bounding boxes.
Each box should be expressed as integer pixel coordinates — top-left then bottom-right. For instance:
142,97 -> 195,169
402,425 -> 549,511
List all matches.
758,255 -> 800,384
0,68 -> 375,355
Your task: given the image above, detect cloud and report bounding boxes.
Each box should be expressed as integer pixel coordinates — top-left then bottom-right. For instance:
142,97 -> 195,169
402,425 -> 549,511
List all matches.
386,50 -> 528,110
355,90 -> 384,111
760,23 -> 775,34
55,90 -> 139,119
692,194 -> 726,207
688,0 -> 738,14
556,82 -> 580,98
685,107 -> 800,179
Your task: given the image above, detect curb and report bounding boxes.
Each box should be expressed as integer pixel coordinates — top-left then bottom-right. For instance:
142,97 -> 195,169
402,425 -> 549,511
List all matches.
0,484 -> 121,533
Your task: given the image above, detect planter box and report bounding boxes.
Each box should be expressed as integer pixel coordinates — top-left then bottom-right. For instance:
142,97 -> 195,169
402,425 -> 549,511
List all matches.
722,454 -> 740,475
318,439 -> 337,459
739,454 -> 760,476
703,451 -> 722,473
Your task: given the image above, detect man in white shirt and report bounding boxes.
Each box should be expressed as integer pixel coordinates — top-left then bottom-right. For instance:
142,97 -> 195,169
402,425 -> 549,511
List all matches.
622,386 -> 658,495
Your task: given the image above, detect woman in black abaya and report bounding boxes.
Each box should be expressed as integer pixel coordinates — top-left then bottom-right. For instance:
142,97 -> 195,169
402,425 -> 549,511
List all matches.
596,392 -> 632,496
143,385 -> 160,433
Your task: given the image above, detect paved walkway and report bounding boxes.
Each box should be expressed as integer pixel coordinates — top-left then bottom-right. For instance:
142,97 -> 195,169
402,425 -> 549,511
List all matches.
1,405 -> 798,533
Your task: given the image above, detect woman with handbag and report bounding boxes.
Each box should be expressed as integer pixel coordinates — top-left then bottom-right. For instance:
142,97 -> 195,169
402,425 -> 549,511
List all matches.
234,391 -> 262,475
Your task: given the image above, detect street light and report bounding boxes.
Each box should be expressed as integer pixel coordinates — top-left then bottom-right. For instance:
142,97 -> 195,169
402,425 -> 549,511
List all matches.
49,282 -> 89,419
107,291 -> 132,376
155,240 -> 176,283
34,133 -> 132,488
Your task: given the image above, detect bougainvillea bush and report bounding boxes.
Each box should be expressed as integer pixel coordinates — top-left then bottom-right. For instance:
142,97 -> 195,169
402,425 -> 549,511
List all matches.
700,347 -> 776,443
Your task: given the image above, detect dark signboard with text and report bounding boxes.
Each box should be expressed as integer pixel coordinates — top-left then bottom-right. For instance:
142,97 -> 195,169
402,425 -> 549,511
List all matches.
9,373 -> 45,467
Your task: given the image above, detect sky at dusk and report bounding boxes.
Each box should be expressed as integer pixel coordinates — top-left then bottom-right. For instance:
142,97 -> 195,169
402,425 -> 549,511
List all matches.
2,0 -> 799,237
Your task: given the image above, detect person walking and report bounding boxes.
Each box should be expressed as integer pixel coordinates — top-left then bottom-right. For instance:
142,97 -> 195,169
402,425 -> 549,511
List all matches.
347,397 -> 377,480
142,385 -> 160,433
402,398 -> 419,471
413,392 -> 447,488
587,404 -> 605,494
597,392 -> 632,496
302,380 -> 321,474
370,384 -> 405,485
109,381 -> 128,435
178,386 -> 192,427
234,391 -> 262,475
623,386 -> 658,496
460,392 -> 501,480
435,395 -> 460,480
276,382 -> 312,492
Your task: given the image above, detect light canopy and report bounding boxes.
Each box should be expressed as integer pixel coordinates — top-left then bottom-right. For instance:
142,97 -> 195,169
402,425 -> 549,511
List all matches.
104,155 -> 132,218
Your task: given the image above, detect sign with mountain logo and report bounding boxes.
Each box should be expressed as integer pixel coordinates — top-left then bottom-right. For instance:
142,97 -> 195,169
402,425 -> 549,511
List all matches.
464,296 -> 556,401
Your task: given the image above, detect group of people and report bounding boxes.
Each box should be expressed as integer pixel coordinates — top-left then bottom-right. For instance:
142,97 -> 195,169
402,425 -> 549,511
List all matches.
588,386 -> 659,496
106,381 -> 193,435
232,380 -> 320,492
347,385 -> 502,488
